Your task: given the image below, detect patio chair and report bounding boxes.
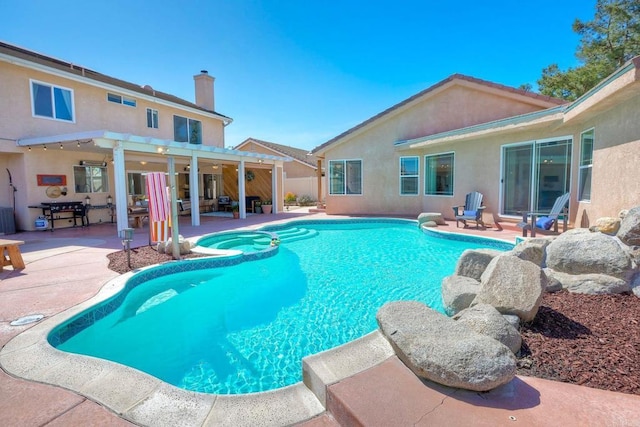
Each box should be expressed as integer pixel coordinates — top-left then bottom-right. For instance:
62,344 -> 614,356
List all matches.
517,192 -> 570,237
452,191 -> 485,228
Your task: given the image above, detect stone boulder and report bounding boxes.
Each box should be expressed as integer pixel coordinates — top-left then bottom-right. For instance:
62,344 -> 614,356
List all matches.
418,212 -> 446,227
589,217 -> 621,235
545,269 -> 631,295
546,230 -> 633,280
157,236 -> 192,255
454,249 -> 502,281
441,275 -> 480,315
509,237 -> 553,267
377,301 -> 516,391
474,255 -> 546,322
453,304 -> 522,354
617,206 -> 640,246
543,269 -> 563,292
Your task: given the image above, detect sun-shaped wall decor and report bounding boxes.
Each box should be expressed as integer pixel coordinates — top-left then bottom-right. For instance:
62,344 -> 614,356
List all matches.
45,185 -> 61,198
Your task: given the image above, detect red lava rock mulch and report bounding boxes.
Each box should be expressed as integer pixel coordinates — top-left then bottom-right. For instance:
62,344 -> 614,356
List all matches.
107,247 -> 640,396
517,291 -> 640,396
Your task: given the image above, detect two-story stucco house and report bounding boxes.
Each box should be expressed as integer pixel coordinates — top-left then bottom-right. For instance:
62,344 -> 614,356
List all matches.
0,41 -> 289,234
313,58 -> 640,229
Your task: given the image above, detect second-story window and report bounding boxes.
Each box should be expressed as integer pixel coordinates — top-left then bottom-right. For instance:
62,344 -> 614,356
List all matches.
31,80 -> 74,122
146,108 -> 159,129
107,92 -> 136,107
173,115 -> 202,144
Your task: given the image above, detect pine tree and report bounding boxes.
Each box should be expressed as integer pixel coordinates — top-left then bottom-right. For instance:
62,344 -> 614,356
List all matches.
538,0 -> 640,100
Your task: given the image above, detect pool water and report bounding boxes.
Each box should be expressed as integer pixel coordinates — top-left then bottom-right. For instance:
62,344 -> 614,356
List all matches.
55,220 -> 510,394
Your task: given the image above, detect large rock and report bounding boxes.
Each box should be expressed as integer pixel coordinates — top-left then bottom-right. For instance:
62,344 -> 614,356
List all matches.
441,275 -> 480,315
474,255 -> 546,322
617,206 -> 640,246
590,217 -> 621,235
546,229 -> 633,280
454,249 -> 502,281
545,270 -> 631,295
418,212 -> 446,226
453,304 -> 522,354
377,301 -> 516,391
509,237 -> 553,267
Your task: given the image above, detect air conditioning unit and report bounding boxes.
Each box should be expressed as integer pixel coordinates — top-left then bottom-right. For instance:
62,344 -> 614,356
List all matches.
79,160 -> 107,167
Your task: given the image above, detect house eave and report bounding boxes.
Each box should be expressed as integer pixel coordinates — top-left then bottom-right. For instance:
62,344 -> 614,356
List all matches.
0,46 -> 233,125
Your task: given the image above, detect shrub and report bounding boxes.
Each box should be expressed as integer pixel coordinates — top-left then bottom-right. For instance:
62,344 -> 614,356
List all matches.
297,195 -> 316,206
284,192 -> 297,204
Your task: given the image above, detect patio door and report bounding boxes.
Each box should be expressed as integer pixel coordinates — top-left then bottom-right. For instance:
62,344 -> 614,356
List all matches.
501,137 -> 572,216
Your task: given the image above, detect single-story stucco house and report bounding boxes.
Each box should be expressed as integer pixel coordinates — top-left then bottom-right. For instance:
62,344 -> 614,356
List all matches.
234,137 -> 324,203
312,57 -> 640,228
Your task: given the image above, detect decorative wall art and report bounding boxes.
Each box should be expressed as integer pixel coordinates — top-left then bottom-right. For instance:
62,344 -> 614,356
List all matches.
37,174 -> 66,186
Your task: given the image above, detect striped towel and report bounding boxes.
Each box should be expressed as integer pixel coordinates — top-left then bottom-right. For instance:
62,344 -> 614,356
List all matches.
146,172 -> 170,243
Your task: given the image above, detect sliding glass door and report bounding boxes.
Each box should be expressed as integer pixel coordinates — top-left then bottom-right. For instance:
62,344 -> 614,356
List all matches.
502,137 -> 572,216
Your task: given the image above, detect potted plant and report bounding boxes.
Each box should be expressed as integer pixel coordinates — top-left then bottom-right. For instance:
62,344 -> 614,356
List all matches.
262,199 -> 272,214
231,203 -> 240,219
254,200 -> 262,214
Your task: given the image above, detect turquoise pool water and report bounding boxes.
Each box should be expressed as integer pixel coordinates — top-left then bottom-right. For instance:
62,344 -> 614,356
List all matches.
52,219 -> 511,394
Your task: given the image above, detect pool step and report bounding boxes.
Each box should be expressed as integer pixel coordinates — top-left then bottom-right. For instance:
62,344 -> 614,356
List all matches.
197,228 -> 319,253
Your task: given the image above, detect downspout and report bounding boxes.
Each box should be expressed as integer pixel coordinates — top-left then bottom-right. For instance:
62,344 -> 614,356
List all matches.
316,159 -> 323,209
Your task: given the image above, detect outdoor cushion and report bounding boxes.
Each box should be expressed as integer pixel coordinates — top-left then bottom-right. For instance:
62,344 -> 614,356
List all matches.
536,216 -> 555,230
463,210 -> 477,217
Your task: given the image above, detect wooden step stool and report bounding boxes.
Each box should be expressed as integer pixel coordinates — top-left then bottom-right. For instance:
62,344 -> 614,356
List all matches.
0,239 -> 25,271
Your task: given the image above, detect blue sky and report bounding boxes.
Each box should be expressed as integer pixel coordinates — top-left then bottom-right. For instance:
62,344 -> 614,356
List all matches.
1,0 -> 596,151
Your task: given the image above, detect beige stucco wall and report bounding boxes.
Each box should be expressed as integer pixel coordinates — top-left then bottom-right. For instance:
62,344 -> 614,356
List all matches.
0,59 -> 232,230
323,82 -> 640,229
323,83 -> 559,216
0,61 -> 225,145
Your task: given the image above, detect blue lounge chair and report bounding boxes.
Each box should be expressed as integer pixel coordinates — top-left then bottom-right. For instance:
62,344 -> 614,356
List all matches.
518,192 -> 570,237
452,191 -> 485,228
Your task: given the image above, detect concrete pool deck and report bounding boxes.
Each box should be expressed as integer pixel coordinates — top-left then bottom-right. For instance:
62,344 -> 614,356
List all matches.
1,210 -> 639,426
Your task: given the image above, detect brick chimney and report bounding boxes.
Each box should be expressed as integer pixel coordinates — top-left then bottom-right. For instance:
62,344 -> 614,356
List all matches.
194,70 -> 215,111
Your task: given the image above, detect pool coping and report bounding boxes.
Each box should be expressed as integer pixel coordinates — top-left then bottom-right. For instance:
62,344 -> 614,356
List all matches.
0,265 -> 396,427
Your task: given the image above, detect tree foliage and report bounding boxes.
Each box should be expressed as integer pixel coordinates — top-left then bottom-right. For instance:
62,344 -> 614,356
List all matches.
538,0 -> 640,100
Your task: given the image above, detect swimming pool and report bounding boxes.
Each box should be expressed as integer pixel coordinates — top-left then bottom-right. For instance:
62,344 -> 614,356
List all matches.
50,219 -> 512,394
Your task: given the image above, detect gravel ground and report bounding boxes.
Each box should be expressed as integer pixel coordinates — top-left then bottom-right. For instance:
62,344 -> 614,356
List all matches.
107,246 -> 640,396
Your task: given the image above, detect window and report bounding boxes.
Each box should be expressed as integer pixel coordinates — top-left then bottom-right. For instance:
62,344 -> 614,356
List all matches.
73,166 -> 109,193
399,157 -> 419,195
107,92 -> 136,107
579,129 -> 594,202
31,80 -> 74,121
424,152 -> 454,196
173,115 -> 202,144
329,160 -> 362,195
146,108 -> 159,128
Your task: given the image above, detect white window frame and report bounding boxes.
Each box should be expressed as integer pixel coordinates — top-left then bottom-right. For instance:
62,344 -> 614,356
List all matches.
30,79 -> 75,122
424,151 -> 455,196
578,128 -> 594,202
73,165 -> 109,194
328,159 -> 363,195
399,156 -> 419,195
107,92 -> 136,107
146,108 -> 159,129
173,115 -> 202,144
